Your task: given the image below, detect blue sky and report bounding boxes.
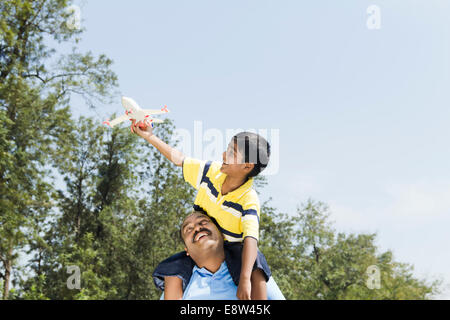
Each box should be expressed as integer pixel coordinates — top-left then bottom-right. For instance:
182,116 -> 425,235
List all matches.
68,0 -> 450,298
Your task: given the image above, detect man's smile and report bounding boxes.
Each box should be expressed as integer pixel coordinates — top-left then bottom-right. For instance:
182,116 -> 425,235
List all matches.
193,229 -> 212,243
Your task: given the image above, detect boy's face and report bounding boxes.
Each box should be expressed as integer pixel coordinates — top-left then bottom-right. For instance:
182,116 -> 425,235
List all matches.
220,141 -> 254,177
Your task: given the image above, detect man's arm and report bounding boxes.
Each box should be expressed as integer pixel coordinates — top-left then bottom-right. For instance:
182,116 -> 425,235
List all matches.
164,276 -> 183,300
131,119 -> 185,167
237,237 -> 258,300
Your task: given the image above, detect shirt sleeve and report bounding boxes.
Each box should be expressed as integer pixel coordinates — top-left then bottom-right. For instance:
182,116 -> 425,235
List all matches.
241,202 -> 260,241
182,157 -> 206,190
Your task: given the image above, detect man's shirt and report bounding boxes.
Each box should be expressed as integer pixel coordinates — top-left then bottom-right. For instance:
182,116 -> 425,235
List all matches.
158,261 -> 286,300
183,261 -> 238,300
182,157 -> 260,242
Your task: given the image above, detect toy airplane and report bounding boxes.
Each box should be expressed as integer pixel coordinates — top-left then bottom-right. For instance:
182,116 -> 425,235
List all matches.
103,97 -> 169,128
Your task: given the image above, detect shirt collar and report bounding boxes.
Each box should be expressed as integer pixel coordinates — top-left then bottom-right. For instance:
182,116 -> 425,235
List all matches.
193,261 -> 227,276
215,172 -> 254,199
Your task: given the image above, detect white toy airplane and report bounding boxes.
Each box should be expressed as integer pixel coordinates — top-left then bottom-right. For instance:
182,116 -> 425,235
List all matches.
103,97 -> 169,128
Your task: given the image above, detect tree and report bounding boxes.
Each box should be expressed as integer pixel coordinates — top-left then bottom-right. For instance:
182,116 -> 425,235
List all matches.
0,0 -> 117,299
259,199 -> 442,300
22,116 -> 142,299
19,118 -> 197,300
1,0 -> 442,301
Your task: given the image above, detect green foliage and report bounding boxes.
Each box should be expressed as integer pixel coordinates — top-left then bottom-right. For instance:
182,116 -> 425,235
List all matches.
260,199 -> 442,300
0,0 -> 117,299
16,117 -> 195,300
1,0 -> 442,301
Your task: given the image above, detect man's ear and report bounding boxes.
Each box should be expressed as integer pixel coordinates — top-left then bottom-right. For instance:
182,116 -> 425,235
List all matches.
184,247 -> 189,256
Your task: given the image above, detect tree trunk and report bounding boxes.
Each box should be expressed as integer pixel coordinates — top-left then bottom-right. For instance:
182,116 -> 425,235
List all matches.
2,248 -> 13,300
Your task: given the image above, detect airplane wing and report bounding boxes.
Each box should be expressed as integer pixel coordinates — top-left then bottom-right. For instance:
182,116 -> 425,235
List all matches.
142,109 -> 166,115
142,105 -> 170,115
105,114 -> 130,127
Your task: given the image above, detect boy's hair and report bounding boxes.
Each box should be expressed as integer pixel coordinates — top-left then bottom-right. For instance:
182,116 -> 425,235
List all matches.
232,132 -> 270,178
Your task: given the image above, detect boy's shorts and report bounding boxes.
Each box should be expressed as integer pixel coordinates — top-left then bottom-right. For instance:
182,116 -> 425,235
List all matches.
152,242 -> 272,291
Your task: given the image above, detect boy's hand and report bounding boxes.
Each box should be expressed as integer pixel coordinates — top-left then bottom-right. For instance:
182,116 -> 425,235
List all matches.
131,119 -> 154,139
237,278 -> 251,300
129,118 -> 184,167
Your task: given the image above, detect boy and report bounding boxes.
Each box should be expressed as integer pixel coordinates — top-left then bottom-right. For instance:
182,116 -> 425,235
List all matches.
131,119 -> 271,300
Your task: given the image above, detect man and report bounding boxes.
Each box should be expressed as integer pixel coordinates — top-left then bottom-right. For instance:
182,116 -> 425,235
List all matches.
153,211 -> 285,300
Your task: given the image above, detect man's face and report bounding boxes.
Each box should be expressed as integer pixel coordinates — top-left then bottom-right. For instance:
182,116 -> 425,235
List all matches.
181,212 -> 223,257
220,141 -> 253,176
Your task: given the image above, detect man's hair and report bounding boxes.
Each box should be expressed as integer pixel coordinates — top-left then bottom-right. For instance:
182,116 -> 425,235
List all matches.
232,132 -> 271,178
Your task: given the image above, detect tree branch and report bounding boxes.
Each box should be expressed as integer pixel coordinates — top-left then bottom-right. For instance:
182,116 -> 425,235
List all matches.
43,72 -> 87,84
22,72 -> 87,84
313,244 -> 320,263
22,72 -> 46,83
343,281 -> 354,291
0,253 -> 5,280
26,0 -> 47,29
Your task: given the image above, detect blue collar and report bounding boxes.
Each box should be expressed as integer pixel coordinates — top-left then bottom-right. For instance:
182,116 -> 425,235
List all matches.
193,261 -> 228,276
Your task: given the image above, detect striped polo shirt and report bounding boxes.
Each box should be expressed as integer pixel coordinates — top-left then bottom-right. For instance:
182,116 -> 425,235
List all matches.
182,157 -> 260,242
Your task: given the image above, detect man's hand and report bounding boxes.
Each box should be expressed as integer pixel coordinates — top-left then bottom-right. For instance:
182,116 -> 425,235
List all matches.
131,119 -> 154,139
237,278 -> 252,300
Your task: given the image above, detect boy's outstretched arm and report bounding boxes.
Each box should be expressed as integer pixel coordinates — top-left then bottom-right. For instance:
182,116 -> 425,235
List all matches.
131,119 -> 185,167
237,237 -> 258,300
